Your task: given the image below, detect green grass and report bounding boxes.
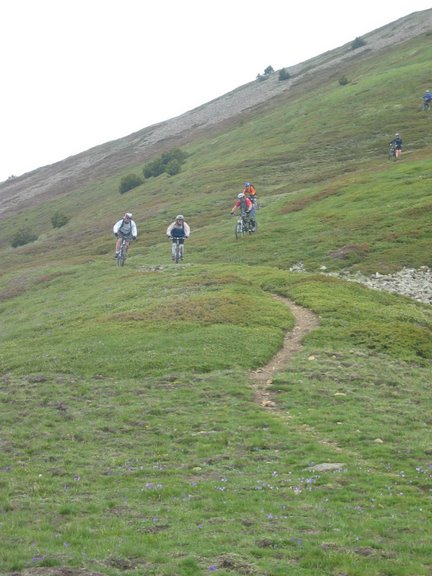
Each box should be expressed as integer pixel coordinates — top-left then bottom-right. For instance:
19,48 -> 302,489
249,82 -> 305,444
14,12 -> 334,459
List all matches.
1,21 -> 432,576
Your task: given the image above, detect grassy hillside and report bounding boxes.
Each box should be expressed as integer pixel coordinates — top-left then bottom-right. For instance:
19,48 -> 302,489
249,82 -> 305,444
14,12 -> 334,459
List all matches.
0,17 -> 432,576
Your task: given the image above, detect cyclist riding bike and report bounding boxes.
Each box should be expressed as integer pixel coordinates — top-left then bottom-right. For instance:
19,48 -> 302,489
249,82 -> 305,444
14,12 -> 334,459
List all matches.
243,181 -> 257,205
230,193 -> 255,231
422,89 -> 432,110
389,133 -> 403,160
166,215 -> 190,261
113,212 -> 137,259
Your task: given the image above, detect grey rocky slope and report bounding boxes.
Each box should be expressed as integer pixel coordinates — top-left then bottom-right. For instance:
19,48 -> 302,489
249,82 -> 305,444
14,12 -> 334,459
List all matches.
290,263 -> 432,305
344,267 -> 432,305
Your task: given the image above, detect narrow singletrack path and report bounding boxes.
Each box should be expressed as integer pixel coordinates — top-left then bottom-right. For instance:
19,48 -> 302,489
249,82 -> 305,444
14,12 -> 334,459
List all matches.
250,296 -> 319,410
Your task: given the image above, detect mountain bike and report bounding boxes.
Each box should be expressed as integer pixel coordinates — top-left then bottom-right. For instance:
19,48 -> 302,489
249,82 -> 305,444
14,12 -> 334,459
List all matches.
388,144 -> 397,161
235,214 -> 257,239
235,215 -> 249,239
116,237 -> 131,266
170,236 -> 186,263
422,99 -> 431,111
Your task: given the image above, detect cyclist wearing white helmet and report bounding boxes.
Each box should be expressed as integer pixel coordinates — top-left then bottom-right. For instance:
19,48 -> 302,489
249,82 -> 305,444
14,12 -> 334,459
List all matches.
166,214 -> 191,261
113,212 -> 137,259
230,189 -> 257,231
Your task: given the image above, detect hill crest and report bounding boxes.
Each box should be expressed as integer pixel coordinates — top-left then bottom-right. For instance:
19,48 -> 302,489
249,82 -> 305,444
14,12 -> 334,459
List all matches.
0,8 -> 431,219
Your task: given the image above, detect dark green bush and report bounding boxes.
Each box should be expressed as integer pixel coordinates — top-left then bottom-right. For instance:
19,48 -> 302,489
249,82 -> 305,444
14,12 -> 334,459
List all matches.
351,36 -> 366,50
143,148 -> 187,179
51,211 -> 70,228
256,73 -> 269,82
165,159 -> 181,176
339,75 -> 349,86
279,68 -> 291,81
161,148 -> 187,165
119,173 -> 144,194
11,229 -> 38,247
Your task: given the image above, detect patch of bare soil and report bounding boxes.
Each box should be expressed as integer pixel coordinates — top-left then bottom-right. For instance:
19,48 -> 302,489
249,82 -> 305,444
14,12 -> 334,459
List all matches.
250,296 -> 319,410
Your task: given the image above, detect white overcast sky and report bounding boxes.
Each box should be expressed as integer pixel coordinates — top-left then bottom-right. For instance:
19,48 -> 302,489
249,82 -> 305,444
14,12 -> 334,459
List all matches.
0,0 -> 431,182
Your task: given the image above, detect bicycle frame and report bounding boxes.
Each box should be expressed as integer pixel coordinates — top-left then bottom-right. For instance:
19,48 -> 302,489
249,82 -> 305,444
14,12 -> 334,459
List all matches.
235,214 -> 254,239
237,216 -> 246,238
388,144 -> 396,161
171,236 -> 186,263
116,237 -> 130,266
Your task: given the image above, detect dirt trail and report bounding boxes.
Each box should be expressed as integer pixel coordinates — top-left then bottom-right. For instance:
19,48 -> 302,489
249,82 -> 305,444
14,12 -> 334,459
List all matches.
250,296 -> 319,409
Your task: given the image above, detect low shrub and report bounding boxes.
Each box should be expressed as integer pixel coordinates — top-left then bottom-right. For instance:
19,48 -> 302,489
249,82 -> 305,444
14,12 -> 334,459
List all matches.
51,210 -> 70,228
279,68 -> 291,81
351,36 -> 366,50
119,173 -> 144,194
11,229 -> 38,247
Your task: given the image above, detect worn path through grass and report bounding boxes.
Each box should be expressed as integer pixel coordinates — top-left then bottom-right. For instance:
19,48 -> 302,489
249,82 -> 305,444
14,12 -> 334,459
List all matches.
250,296 -> 320,409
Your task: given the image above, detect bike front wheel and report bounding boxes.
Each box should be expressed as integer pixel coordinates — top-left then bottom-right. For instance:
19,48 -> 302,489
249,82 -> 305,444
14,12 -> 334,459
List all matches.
117,244 -> 127,266
172,241 -> 183,263
235,221 -> 243,239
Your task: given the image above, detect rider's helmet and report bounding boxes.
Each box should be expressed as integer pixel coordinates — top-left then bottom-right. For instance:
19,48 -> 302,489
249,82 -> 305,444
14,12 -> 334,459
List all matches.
238,193 -> 245,199
244,181 -> 250,187
124,212 -> 133,219
176,214 -> 184,220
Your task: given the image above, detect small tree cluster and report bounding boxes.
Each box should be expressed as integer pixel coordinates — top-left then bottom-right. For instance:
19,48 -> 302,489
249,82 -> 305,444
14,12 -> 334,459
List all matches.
51,210 -> 70,228
338,75 -> 349,86
351,36 -> 366,50
257,65 -> 274,81
11,229 -> 38,248
119,173 -> 144,194
278,68 -> 291,81
143,148 -> 187,179
256,73 -> 270,82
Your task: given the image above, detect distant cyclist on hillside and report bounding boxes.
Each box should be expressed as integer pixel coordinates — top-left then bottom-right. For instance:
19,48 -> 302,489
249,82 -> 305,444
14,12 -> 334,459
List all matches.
389,133 -> 403,160
113,212 -> 137,259
422,89 -> 432,110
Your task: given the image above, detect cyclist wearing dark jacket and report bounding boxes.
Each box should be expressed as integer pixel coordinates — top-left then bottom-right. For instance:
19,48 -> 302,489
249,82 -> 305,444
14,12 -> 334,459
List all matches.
423,89 -> 432,109
389,133 -> 403,159
166,215 -> 190,260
